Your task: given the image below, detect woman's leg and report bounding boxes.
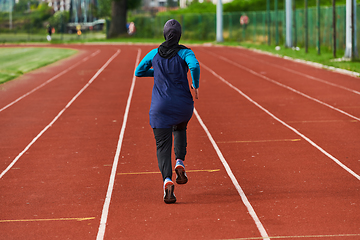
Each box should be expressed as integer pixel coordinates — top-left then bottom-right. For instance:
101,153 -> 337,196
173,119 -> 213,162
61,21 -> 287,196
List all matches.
153,128 -> 177,203
173,121 -> 188,161
153,128 -> 173,181
173,121 -> 189,184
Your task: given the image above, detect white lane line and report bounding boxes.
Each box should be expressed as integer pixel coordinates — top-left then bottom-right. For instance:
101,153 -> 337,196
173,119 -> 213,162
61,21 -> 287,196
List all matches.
0,50 -> 120,180
201,62 -> 360,181
206,51 -> 360,122
0,49 -> 101,113
96,48 -> 141,240
194,108 -> 270,240
236,51 -> 360,96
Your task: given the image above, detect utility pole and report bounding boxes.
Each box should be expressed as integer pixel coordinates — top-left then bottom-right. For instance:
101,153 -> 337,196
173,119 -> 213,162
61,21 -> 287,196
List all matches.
216,0 -> 223,42
305,0 -> 308,53
285,0 -> 293,48
316,0 -> 320,55
332,0 -> 336,58
9,0 -> 12,30
344,0 -> 358,59
275,0 -> 279,46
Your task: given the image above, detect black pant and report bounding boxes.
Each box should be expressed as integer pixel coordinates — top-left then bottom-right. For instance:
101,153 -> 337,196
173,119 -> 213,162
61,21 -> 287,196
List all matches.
153,121 -> 188,181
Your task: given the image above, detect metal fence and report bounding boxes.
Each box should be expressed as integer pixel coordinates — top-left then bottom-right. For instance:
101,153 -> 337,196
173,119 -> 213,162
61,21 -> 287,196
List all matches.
133,4 -> 355,51
0,4 -> 357,53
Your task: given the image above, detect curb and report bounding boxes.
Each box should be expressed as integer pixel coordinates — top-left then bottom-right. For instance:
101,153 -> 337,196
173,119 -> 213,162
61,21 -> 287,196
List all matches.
243,47 -> 360,78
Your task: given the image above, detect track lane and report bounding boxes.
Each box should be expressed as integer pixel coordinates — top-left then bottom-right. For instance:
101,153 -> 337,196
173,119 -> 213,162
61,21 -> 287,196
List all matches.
0,46 -> 96,109
193,47 -> 360,238
1,44 -> 360,239
204,46 -> 360,118
196,47 -> 360,174
103,45 -> 266,240
0,47 -> 117,174
0,46 -> 135,239
0,49 -> 101,113
214,46 -> 360,92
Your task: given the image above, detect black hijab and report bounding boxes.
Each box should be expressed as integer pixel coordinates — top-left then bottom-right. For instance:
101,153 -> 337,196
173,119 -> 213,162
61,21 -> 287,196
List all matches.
158,19 -> 188,59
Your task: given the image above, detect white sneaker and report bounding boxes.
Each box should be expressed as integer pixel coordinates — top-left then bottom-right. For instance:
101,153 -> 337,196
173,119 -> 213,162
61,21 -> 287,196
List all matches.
163,178 -> 176,204
175,159 -> 188,184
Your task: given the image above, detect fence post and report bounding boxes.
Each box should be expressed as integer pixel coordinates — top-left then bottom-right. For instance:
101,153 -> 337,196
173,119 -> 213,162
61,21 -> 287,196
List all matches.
263,11 -> 266,44
275,0 -> 279,46
317,0 -> 320,54
229,13 -> 232,40
267,0 -> 270,45
61,13 -> 64,41
351,0 -> 355,59
332,0 -> 336,58
305,0 -> 308,53
293,1 -> 297,47
180,15 -> 184,35
253,12 -> 257,43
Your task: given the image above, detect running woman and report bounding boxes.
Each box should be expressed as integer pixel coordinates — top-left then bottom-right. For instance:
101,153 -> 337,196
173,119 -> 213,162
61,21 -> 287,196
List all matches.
135,19 -> 200,204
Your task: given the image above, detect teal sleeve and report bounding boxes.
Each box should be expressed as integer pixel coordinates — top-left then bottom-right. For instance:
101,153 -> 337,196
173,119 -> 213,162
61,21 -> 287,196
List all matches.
135,49 -> 157,77
178,49 -> 200,89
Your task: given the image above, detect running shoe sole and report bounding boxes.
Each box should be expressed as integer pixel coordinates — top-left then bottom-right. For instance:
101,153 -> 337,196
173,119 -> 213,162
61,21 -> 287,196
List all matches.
164,182 -> 176,204
175,165 -> 188,184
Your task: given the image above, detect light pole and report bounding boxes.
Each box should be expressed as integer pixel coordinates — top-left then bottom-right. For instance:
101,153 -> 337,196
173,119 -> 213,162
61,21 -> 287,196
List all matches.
344,0 -> 358,59
216,0 -> 223,42
9,0 -> 12,30
285,0 -> 292,48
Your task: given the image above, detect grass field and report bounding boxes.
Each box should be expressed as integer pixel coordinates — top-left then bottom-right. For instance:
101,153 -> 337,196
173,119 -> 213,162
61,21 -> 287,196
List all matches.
0,47 -> 77,84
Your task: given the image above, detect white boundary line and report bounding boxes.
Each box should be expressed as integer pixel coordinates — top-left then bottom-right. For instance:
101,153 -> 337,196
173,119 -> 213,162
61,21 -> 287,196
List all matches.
194,108 -> 270,240
0,50 -> 120,179
96,48 -> 141,240
210,53 -> 360,122
237,46 -> 360,78
0,49 -> 101,113
201,62 -> 360,181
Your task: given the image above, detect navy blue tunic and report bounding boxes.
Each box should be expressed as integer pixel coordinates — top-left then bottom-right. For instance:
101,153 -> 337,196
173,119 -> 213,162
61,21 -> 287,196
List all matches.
135,48 -> 200,128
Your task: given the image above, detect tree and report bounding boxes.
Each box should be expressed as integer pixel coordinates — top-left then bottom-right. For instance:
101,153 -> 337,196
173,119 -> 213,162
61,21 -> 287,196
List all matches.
107,0 -> 141,38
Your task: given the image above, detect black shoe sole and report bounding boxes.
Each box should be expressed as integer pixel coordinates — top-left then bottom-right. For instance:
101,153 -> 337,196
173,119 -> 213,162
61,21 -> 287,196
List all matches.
175,167 -> 188,184
164,184 -> 176,204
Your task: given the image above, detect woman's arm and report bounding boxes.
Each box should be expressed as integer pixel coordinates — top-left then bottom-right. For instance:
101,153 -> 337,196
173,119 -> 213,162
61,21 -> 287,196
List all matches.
179,49 -> 200,89
135,49 -> 157,77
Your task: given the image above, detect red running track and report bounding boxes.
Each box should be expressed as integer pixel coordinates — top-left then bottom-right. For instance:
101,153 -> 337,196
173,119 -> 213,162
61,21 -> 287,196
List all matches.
0,44 -> 359,240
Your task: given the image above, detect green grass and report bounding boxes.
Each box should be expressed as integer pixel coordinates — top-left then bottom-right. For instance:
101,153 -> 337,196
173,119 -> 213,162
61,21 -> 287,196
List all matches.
0,47 -> 77,84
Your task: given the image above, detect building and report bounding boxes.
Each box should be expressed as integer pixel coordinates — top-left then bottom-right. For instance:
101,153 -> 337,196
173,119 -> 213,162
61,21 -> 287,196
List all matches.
142,0 -> 179,12
46,0 -> 70,12
142,0 -> 178,8
179,0 -> 232,8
